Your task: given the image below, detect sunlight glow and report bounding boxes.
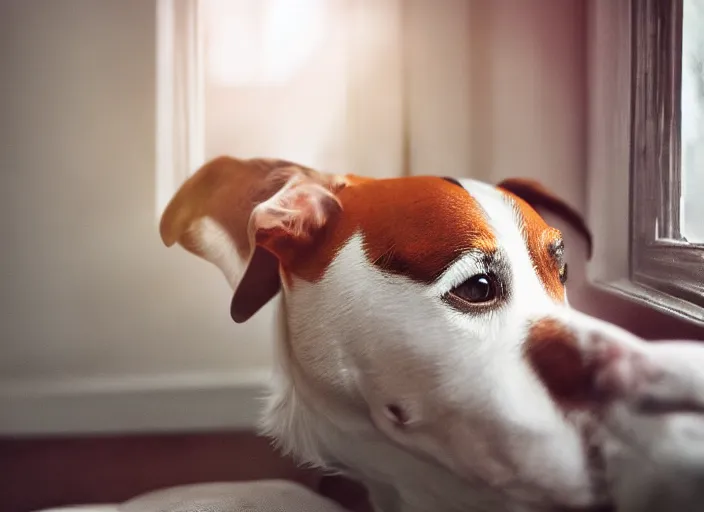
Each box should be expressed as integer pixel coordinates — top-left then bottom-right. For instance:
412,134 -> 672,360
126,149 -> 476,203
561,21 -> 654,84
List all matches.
204,0 -> 328,86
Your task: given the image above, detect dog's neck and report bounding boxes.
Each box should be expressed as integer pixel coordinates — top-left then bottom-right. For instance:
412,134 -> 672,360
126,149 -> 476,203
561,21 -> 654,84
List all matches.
259,300 -> 569,512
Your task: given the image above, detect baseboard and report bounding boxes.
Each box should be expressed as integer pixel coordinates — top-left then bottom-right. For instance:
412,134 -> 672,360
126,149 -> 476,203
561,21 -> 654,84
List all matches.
0,369 -> 271,436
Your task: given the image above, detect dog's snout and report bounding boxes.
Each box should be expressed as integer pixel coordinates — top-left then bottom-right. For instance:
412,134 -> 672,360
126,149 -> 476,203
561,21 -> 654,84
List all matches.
524,310 -> 704,416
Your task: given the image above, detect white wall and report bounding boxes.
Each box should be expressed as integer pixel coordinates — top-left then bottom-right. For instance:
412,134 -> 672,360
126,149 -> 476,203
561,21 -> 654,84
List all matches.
0,0 -> 274,433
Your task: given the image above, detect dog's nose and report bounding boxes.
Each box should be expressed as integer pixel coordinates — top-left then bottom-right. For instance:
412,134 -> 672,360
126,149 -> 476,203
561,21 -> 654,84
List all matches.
525,309 -> 704,413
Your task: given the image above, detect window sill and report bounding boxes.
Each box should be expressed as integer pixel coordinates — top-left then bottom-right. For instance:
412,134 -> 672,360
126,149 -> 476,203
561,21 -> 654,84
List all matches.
592,279 -> 704,326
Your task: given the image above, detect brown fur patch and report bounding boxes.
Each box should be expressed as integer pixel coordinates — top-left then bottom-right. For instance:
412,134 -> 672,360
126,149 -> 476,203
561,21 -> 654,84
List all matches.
502,191 -> 566,302
160,156 -> 344,261
162,162 -> 496,311
287,176 -> 497,284
160,157 -> 347,322
525,318 -> 597,408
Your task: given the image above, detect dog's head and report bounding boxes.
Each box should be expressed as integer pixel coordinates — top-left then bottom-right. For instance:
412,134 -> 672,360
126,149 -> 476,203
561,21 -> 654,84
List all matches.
161,156 -> 704,508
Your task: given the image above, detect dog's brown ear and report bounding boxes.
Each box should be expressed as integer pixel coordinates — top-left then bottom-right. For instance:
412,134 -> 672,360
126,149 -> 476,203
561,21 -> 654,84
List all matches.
160,156 -> 345,323
498,178 -> 592,258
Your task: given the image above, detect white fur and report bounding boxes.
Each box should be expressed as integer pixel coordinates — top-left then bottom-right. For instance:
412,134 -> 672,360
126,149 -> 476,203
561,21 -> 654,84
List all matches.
194,217 -> 244,290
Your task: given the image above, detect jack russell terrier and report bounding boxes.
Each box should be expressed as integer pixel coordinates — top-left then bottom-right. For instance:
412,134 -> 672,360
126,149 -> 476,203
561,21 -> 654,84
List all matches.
160,157 -> 704,512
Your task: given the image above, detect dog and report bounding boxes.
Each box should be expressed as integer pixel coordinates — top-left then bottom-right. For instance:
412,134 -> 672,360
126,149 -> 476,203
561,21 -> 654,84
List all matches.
160,156 -> 704,512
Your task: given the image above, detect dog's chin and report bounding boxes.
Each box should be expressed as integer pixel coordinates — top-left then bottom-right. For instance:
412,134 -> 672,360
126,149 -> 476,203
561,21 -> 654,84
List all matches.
370,407 -> 610,510
442,447 -> 609,510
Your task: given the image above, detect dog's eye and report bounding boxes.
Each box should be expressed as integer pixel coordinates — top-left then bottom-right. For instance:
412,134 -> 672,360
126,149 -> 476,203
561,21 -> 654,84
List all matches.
451,274 -> 497,304
559,263 -> 568,284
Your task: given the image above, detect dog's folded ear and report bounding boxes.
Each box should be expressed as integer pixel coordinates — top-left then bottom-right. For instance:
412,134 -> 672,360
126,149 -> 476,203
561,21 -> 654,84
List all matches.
160,156 -> 346,323
498,178 -> 592,258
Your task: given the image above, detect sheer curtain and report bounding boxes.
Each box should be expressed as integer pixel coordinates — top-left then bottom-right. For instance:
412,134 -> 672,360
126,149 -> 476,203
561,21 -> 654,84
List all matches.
156,0 -> 205,216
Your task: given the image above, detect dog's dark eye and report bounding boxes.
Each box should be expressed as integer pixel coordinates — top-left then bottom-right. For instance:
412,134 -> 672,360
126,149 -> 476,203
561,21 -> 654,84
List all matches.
451,274 -> 497,304
559,263 -> 568,284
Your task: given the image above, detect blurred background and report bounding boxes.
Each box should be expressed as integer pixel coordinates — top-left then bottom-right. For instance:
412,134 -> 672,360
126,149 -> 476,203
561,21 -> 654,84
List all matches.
0,1 -> 703,511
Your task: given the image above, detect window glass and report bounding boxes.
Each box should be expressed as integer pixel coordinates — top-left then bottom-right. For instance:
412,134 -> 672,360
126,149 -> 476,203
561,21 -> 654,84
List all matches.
681,0 -> 704,243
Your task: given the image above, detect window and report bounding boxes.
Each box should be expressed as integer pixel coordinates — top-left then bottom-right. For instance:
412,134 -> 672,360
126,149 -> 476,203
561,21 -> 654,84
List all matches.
630,0 -> 704,321
589,0 -> 704,324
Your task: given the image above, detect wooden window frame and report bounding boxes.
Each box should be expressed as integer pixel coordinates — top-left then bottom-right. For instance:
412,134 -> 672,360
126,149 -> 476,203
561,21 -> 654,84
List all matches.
629,0 -> 704,323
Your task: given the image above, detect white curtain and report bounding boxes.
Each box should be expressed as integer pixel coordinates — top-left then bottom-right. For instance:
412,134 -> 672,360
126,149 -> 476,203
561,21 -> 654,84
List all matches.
156,0 -> 205,216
